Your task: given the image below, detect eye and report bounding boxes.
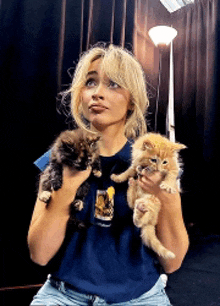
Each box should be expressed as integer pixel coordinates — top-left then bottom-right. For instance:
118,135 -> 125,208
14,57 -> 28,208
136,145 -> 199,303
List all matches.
108,80 -> 120,89
85,78 -> 97,87
163,160 -> 168,165
150,158 -> 157,163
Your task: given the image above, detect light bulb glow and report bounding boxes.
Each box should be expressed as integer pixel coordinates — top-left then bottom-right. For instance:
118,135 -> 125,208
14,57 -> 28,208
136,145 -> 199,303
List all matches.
148,26 -> 178,47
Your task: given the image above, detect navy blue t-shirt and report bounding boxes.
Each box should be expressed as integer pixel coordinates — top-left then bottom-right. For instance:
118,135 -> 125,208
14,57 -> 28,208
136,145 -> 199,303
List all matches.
35,141 -> 160,303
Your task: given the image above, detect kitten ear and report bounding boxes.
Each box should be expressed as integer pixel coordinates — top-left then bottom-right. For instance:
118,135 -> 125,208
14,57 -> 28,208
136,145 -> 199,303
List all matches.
94,136 -> 101,142
143,140 -> 155,151
171,143 -> 187,152
87,135 -> 100,145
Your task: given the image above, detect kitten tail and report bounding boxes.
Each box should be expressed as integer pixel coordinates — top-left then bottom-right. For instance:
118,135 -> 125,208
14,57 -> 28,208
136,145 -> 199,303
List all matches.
141,225 -> 175,259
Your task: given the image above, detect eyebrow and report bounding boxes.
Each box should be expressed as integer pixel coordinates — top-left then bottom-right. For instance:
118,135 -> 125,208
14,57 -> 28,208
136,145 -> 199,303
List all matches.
86,71 -> 98,77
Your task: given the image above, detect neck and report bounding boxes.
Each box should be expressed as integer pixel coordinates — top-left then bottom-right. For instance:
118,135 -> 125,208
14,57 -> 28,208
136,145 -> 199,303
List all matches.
94,126 -> 127,157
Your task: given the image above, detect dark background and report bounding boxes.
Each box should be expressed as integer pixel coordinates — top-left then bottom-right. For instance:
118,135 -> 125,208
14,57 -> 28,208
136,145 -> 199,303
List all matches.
0,0 -> 136,293
0,0 -> 220,305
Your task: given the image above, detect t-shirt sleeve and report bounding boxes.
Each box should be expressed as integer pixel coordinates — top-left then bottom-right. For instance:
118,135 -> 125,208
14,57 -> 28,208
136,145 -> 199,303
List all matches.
34,150 -> 51,171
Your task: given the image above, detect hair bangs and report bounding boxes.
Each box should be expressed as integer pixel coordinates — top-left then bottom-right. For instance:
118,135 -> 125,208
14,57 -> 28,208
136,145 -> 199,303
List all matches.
101,49 -> 129,90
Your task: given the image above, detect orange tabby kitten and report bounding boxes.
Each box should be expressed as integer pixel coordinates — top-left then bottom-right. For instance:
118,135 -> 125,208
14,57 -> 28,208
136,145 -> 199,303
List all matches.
111,133 -> 186,259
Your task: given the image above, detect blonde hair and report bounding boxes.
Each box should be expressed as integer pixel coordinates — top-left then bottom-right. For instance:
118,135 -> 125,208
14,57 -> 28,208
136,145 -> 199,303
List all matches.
68,44 -> 149,139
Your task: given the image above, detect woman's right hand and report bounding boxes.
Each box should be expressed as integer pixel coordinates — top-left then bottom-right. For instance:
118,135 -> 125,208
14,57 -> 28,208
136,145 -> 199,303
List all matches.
51,166 -> 92,210
62,166 -> 92,190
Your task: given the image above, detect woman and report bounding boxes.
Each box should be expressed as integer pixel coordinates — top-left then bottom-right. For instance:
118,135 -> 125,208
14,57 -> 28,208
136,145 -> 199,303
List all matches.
28,44 -> 189,305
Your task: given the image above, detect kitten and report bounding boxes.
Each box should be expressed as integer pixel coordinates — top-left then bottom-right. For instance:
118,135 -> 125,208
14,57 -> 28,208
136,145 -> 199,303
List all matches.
38,128 -> 102,230
111,133 -> 186,259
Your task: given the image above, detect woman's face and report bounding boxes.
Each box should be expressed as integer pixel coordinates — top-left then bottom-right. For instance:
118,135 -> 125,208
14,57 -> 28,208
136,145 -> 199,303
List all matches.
81,58 -> 131,132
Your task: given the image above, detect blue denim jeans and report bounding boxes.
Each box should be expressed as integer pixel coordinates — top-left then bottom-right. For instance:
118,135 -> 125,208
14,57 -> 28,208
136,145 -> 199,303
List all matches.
30,275 -> 172,306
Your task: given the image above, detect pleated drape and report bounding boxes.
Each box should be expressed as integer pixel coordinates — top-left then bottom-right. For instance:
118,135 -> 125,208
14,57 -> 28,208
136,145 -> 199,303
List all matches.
0,0 -> 135,293
134,0 -> 220,229
57,0 -> 134,90
171,0 -> 220,227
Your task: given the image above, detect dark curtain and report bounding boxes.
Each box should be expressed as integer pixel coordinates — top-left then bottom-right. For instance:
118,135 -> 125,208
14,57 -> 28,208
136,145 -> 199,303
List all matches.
133,0 -> 171,132
1,0 -> 220,300
171,0 -> 220,230
135,0 -> 220,231
0,0 -> 134,296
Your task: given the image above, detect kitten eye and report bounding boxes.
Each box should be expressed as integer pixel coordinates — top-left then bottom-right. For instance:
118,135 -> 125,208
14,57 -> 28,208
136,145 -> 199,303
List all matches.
150,158 -> 157,163
163,160 -> 168,165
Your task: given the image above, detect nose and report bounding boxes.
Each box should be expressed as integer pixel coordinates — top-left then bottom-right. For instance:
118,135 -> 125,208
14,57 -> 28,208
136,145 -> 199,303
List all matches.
92,84 -> 105,101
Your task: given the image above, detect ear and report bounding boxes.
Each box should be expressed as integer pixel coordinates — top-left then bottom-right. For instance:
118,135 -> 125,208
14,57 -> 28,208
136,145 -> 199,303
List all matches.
172,143 -> 187,152
143,140 -> 155,151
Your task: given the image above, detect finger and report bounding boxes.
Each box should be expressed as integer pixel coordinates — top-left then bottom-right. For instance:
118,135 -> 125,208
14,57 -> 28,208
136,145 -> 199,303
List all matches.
138,179 -> 151,193
139,174 -> 152,185
138,177 -> 152,192
142,170 -> 162,183
63,166 -> 91,178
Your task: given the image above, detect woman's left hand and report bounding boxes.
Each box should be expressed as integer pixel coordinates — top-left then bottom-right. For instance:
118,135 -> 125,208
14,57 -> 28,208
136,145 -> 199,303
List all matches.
137,170 -> 162,196
136,169 -> 189,274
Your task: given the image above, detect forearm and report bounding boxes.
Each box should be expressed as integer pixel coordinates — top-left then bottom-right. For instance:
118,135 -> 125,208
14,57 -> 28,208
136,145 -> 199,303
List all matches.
28,189 -> 75,266
156,191 -> 189,274
28,167 -> 91,266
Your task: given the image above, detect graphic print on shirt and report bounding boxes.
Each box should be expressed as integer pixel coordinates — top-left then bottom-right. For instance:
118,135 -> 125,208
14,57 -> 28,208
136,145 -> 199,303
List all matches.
94,186 -> 115,222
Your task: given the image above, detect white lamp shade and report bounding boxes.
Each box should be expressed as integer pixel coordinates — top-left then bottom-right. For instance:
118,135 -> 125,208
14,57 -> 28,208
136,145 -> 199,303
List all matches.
148,26 -> 178,47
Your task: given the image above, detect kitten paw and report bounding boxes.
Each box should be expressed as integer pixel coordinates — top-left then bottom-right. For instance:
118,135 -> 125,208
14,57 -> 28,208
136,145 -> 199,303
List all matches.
160,182 -> 176,194
136,165 -> 143,175
128,177 -> 135,186
93,170 -> 102,177
39,191 -> 52,203
133,216 -> 142,228
110,174 -> 120,183
73,200 -> 84,211
135,199 -> 148,213
133,199 -> 148,228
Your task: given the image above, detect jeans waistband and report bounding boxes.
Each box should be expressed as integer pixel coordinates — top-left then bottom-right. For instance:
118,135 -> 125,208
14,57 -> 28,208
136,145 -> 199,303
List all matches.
47,274 -> 167,304
48,274 -> 78,293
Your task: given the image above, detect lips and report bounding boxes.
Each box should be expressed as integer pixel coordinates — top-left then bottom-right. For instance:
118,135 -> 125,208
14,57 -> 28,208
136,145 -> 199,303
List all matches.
89,103 -> 108,111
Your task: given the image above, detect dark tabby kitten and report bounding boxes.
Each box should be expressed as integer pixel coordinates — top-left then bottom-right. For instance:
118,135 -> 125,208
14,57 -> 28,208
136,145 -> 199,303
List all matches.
38,128 -> 102,230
